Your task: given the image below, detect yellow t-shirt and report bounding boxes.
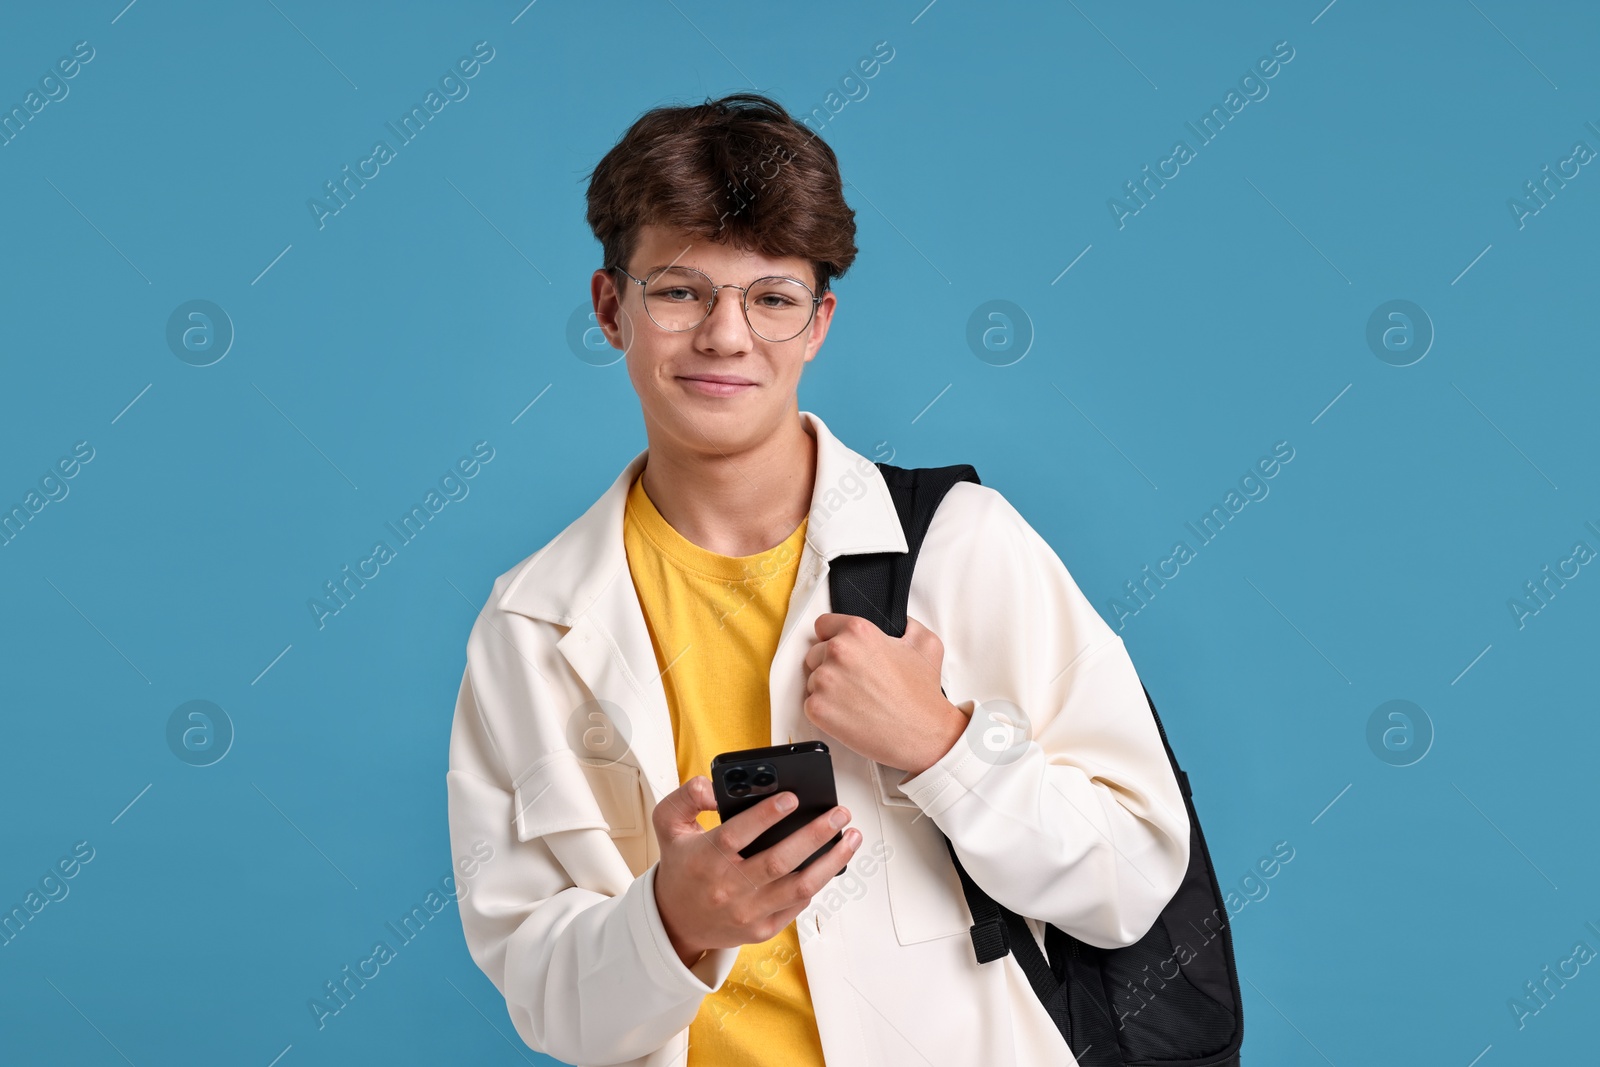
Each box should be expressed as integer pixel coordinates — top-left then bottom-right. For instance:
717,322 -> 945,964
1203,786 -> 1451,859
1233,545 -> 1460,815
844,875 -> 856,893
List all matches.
622,469 -> 826,1067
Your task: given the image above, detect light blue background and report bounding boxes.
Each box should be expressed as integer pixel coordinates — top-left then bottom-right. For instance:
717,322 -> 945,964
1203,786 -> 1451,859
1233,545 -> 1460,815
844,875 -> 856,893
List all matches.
3,1 -> 1597,1064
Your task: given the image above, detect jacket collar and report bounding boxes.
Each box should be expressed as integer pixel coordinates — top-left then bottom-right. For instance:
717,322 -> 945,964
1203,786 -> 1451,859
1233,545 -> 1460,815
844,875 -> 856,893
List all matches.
494,409 -> 909,809
497,409 -> 907,624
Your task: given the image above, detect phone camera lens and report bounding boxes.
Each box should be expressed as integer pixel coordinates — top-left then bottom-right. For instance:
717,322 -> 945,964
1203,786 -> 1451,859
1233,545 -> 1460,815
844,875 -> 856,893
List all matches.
726,767 -> 748,784
752,768 -> 775,787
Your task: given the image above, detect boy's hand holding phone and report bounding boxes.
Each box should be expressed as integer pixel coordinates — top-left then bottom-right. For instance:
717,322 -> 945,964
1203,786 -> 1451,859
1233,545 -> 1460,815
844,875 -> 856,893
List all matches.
651,775 -> 861,969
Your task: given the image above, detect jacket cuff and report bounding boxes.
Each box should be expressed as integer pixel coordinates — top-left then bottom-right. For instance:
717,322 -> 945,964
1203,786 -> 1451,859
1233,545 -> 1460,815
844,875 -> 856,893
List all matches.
629,862 -> 741,994
897,698 -> 990,817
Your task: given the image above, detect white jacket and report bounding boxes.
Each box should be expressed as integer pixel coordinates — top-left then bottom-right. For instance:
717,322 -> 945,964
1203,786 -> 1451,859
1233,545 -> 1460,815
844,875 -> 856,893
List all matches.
446,409 -> 1191,1067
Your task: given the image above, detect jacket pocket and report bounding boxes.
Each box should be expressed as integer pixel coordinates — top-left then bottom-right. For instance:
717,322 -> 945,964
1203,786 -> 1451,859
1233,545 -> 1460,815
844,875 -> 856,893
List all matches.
870,759 -> 921,808
577,759 -> 647,839
874,790 -> 973,945
511,749 -> 645,841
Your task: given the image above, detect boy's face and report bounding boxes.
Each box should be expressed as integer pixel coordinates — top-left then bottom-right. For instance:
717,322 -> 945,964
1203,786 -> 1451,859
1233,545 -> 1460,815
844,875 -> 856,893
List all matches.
591,223 -> 837,458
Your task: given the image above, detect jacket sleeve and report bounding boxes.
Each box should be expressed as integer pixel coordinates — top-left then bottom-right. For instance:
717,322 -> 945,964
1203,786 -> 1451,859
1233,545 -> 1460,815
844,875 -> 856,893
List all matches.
446,609 -> 743,1064
896,482 -> 1191,950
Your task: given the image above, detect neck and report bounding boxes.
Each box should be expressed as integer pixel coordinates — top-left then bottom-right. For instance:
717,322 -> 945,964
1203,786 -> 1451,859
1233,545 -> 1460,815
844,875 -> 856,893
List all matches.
639,411 -> 817,558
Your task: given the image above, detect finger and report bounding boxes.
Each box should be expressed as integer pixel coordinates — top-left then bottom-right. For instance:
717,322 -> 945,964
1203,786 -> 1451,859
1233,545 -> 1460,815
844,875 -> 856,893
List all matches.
802,636 -> 826,674
745,804 -> 853,887
812,612 -> 853,640
711,789 -> 802,857
768,827 -> 863,912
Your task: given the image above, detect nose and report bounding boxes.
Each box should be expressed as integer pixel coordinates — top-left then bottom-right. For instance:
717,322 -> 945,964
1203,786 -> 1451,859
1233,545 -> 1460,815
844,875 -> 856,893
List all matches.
698,284 -> 755,348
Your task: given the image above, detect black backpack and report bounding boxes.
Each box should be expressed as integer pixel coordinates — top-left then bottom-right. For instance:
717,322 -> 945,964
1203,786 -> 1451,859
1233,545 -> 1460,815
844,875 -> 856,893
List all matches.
827,462 -> 1244,1067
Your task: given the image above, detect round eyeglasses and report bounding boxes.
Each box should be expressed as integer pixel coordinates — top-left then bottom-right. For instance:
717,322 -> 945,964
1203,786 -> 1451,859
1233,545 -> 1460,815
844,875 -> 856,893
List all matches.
609,264 -> 822,343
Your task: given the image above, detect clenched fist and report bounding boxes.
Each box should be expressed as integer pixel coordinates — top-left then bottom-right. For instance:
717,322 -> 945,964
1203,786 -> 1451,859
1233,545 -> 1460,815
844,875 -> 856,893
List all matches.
802,612 -> 968,776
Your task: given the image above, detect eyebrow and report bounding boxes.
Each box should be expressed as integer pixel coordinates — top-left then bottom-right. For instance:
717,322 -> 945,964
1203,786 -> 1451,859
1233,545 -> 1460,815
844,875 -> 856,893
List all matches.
645,264 -> 805,281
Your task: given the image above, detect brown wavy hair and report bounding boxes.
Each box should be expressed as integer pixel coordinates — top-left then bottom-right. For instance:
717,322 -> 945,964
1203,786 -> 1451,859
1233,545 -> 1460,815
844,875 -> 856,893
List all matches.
584,93 -> 858,294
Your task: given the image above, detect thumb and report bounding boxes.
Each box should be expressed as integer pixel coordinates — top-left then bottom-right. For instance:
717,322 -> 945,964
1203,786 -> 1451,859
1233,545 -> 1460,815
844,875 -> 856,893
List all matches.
654,775 -> 716,837
902,615 -> 944,661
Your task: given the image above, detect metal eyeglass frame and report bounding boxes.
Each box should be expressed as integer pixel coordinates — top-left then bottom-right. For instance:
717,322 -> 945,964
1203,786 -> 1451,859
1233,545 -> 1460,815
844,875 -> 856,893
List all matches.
607,263 -> 823,342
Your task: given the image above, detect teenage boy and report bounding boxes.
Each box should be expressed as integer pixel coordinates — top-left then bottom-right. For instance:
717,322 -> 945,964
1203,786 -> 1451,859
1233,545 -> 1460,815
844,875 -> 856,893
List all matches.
446,93 -> 1190,1067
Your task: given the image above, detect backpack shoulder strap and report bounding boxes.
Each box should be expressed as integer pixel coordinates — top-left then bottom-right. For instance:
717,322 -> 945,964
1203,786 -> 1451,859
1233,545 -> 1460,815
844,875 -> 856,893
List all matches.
828,461 -> 1103,1051
826,462 -> 1020,962
827,461 -> 980,639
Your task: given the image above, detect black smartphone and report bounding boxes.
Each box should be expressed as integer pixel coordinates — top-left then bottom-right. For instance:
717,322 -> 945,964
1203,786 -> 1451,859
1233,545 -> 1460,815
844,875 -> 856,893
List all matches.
710,740 -> 847,879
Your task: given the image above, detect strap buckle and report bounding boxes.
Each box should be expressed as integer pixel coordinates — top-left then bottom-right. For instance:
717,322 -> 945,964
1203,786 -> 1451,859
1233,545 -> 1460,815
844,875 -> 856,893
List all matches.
969,915 -> 1010,964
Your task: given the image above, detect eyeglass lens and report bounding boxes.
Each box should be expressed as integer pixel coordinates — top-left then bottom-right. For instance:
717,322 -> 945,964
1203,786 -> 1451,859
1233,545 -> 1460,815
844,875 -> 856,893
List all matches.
640,267 -> 814,341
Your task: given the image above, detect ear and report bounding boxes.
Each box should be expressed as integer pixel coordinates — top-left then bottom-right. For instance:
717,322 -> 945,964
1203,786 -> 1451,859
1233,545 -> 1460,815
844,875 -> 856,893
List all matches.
590,268 -> 629,350
802,289 -> 837,363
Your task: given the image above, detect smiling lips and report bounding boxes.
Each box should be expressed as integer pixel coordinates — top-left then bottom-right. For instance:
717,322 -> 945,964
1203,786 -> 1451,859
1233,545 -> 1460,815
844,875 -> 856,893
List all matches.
679,374 -> 756,397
